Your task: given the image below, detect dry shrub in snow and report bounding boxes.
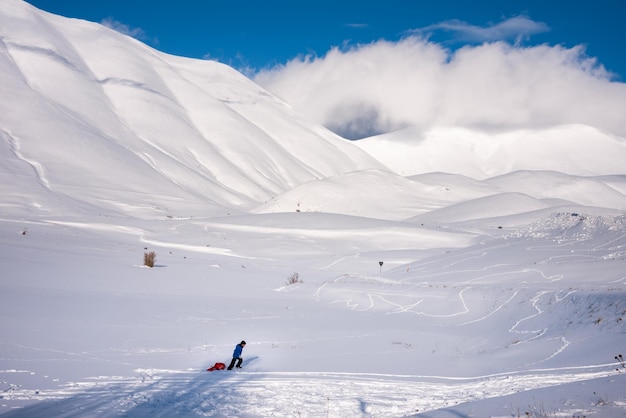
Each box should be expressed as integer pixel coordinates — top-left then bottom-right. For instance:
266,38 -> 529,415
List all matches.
286,272 -> 301,285
144,251 -> 156,268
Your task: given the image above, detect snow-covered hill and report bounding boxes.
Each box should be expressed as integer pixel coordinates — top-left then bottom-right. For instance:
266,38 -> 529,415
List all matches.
1,1 -> 625,417
0,0 -> 383,219
355,124 -> 626,178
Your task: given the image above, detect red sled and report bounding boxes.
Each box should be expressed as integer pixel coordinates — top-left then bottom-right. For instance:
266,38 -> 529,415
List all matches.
207,362 -> 226,371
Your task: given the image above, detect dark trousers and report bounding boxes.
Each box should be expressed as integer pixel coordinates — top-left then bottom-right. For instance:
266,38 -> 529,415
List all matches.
227,357 -> 242,369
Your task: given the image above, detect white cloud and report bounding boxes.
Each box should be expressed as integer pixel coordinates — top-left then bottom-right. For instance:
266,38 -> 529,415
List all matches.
101,17 -> 147,41
255,37 -> 626,139
414,15 -> 550,44
345,23 -> 369,29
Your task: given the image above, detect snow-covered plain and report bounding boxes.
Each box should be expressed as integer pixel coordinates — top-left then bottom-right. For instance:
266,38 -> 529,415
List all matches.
1,1 -> 626,416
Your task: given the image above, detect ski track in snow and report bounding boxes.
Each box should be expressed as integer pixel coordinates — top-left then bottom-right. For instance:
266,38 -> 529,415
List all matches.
0,367 -> 617,417
314,223 -> 626,321
456,289 -> 519,326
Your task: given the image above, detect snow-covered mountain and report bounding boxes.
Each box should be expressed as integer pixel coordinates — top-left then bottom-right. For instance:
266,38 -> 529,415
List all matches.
1,1 -> 625,417
3,0 -> 626,223
0,0 -> 385,219
355,124 -> 626,179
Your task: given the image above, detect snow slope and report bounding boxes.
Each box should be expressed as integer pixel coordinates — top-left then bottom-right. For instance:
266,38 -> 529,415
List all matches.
1,1 -> 626,417
0,0 -> 383,218
355,125 -> 626,179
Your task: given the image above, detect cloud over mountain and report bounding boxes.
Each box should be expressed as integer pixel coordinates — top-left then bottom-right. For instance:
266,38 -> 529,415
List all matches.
255,37 -> 626,141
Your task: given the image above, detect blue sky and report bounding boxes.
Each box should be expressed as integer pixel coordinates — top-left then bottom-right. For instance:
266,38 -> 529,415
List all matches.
25,0 -> 626,79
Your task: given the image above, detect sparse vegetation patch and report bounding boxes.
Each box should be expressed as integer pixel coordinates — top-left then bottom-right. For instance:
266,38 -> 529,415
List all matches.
144,251 -> 156,268
286,272 -> 301,285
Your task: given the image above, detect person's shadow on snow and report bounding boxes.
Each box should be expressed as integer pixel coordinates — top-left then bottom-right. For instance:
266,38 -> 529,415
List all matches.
2,358 -> 264,418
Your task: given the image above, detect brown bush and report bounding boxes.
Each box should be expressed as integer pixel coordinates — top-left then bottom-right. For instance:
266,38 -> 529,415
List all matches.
144,251 -> 156,268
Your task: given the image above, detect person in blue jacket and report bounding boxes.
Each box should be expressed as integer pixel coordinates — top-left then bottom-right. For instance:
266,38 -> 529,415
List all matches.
227,340 -> 246,370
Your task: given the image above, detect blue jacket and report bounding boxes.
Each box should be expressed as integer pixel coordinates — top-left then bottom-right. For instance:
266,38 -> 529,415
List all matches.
233,343 -> 244,358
